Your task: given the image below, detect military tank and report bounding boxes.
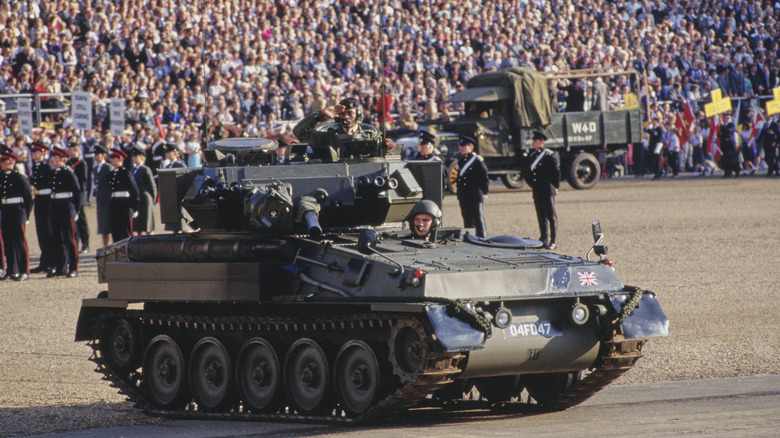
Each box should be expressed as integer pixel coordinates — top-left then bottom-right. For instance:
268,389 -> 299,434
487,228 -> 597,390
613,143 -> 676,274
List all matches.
75,137 -> 669,423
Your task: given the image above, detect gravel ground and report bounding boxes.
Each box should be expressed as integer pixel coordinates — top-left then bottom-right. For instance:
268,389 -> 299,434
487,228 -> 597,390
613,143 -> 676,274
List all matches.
1,174 -> 778,437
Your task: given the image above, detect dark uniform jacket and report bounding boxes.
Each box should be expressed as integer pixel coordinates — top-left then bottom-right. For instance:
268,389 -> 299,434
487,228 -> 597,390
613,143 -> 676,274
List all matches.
94,161 -> 113,203
0,168 -> 34,222
50,166 -> 81,218
67,157 -> 88,206
109,166 -> 140,215
523,148 -> 560,196
456,152 -> 489,202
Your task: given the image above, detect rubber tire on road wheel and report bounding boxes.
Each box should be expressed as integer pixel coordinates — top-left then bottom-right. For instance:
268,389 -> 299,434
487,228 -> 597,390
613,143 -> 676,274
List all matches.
188,337 -> 234,412
143,335 -> 190,410
235,337 -> 284,413
566,152 -> 600,190
446,162 -> 459,194
500,171 -> 525,189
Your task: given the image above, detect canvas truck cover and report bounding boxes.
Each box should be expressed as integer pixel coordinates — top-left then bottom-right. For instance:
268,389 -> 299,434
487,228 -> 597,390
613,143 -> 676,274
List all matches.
454,67 -> 552,129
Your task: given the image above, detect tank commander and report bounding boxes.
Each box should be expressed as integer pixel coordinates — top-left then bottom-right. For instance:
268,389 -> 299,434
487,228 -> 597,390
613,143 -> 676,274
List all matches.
293,97 -> 399,160
406,199 -> 442,242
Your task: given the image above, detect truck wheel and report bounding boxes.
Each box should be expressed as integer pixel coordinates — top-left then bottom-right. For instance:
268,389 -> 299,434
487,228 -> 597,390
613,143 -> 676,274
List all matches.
446,162 -> 458,194
566,153 -> 600,190
500,171 -> 524,189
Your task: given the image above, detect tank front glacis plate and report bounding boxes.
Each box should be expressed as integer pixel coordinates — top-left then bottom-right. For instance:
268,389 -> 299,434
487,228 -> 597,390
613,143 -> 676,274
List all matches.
368,237 -> 623,300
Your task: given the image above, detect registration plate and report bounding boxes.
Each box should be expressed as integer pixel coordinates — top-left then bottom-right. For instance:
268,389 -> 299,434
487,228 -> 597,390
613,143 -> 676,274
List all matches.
503,321 -> 563,339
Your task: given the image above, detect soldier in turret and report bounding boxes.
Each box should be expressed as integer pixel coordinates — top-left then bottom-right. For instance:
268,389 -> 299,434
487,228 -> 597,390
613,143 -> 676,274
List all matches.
293,97 -> 399,160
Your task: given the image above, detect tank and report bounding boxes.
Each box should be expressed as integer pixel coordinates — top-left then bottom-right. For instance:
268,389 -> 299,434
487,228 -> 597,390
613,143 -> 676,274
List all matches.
75,137 -> 669,422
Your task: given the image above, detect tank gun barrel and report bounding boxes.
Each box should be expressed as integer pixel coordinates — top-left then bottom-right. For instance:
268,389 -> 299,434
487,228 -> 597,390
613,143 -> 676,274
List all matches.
127,237 -> 295,263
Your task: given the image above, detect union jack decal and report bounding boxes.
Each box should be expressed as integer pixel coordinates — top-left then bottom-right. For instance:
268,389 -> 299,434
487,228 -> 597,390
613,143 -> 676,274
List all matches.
578,272 -> 598,286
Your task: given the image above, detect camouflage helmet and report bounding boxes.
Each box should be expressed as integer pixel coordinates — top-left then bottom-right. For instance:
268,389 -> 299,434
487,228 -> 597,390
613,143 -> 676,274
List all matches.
406,199 -> 442,229
338,97 -> 363,122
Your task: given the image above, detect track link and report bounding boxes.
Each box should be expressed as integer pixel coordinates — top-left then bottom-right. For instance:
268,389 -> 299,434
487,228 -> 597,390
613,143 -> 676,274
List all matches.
88,311 -> 463,424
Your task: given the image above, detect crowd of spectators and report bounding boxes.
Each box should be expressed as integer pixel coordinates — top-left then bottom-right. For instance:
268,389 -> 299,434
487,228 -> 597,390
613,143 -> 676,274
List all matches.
1,0 -> 780,171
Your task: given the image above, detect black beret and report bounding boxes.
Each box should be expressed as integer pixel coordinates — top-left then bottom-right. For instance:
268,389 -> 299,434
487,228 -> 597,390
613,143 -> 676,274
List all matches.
532,131 -> 548,141
94,144 -> 109,155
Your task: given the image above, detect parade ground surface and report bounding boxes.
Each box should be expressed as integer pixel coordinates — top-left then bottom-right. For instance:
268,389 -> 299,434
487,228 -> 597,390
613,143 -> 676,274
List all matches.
1,174 -> 779,437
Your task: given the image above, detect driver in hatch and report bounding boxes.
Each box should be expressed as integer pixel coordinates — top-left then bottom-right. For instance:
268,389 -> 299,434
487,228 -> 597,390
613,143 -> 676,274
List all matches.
406,200 -> 443,242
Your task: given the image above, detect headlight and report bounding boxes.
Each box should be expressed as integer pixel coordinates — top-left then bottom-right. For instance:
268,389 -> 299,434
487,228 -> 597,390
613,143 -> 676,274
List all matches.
493,307 -> 512,329
571,303 -> 589,325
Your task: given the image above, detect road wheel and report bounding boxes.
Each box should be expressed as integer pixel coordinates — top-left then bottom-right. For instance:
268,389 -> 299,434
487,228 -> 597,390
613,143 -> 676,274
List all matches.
100,318 -> 141,373
143,335 -> 190,409
235,337 -> 284,413
524,371 -> 581,410
446,162 -> 458,194
189,337 -> 234,412
473,375 -> 524,402
284,338 -> 333,415
566,152 -> 600,190
500,171 -> 525,189
333,340 -> 381,417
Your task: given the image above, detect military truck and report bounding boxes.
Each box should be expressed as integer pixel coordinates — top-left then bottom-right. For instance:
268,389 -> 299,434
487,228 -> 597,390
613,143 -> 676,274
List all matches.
431,67 -> 643,191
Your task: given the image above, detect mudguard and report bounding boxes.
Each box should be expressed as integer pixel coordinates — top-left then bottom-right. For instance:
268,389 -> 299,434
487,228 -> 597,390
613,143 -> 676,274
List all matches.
425,304 -> 487,352
610,293 -> 670,339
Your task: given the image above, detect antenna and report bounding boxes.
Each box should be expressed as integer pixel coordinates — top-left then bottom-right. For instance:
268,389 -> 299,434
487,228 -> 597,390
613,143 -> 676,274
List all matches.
379,3 -> 387,142
199,2 -> 210,149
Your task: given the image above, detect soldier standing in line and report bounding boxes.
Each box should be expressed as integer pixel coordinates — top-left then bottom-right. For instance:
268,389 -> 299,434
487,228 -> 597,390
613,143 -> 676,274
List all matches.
107,149 -> 139,242
130,147 -> 157,236
67,139 -> 90,254
49,147 -> 81,278
0,151 -> 34,281
522,131 -> 560,250
455,135 -> 489,238
93,144 -> 113,246
29,141 -> 56,274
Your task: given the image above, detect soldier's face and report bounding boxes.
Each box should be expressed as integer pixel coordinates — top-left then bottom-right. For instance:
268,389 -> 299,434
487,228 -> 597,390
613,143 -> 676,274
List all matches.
419,142 -> 434,155
413,214 -> 434,237
533,138 -> 544,150
50,155 -> 65,168
31,150 -> 44,163
339,108 -> 357,128
0,157 -> 14,171
458,143 -> 473,154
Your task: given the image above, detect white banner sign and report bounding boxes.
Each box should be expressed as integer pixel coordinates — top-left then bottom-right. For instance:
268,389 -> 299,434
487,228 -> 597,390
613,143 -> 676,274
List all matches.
110,98 -> 125,137
17,98 -> 33,136
71,91 -> 92,130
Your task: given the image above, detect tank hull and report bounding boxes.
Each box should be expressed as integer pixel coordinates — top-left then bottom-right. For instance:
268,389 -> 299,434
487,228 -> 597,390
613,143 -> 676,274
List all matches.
75,145 -> 667,422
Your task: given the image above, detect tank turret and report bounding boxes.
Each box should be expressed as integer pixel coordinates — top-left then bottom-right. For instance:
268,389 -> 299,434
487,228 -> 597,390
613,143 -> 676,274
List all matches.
76,137 -> 667,422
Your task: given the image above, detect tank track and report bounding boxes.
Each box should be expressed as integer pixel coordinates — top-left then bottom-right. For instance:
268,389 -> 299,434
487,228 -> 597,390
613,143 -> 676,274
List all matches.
531,334 -> 645,411
87,311 -> 464,424
434,332 -> 645,413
